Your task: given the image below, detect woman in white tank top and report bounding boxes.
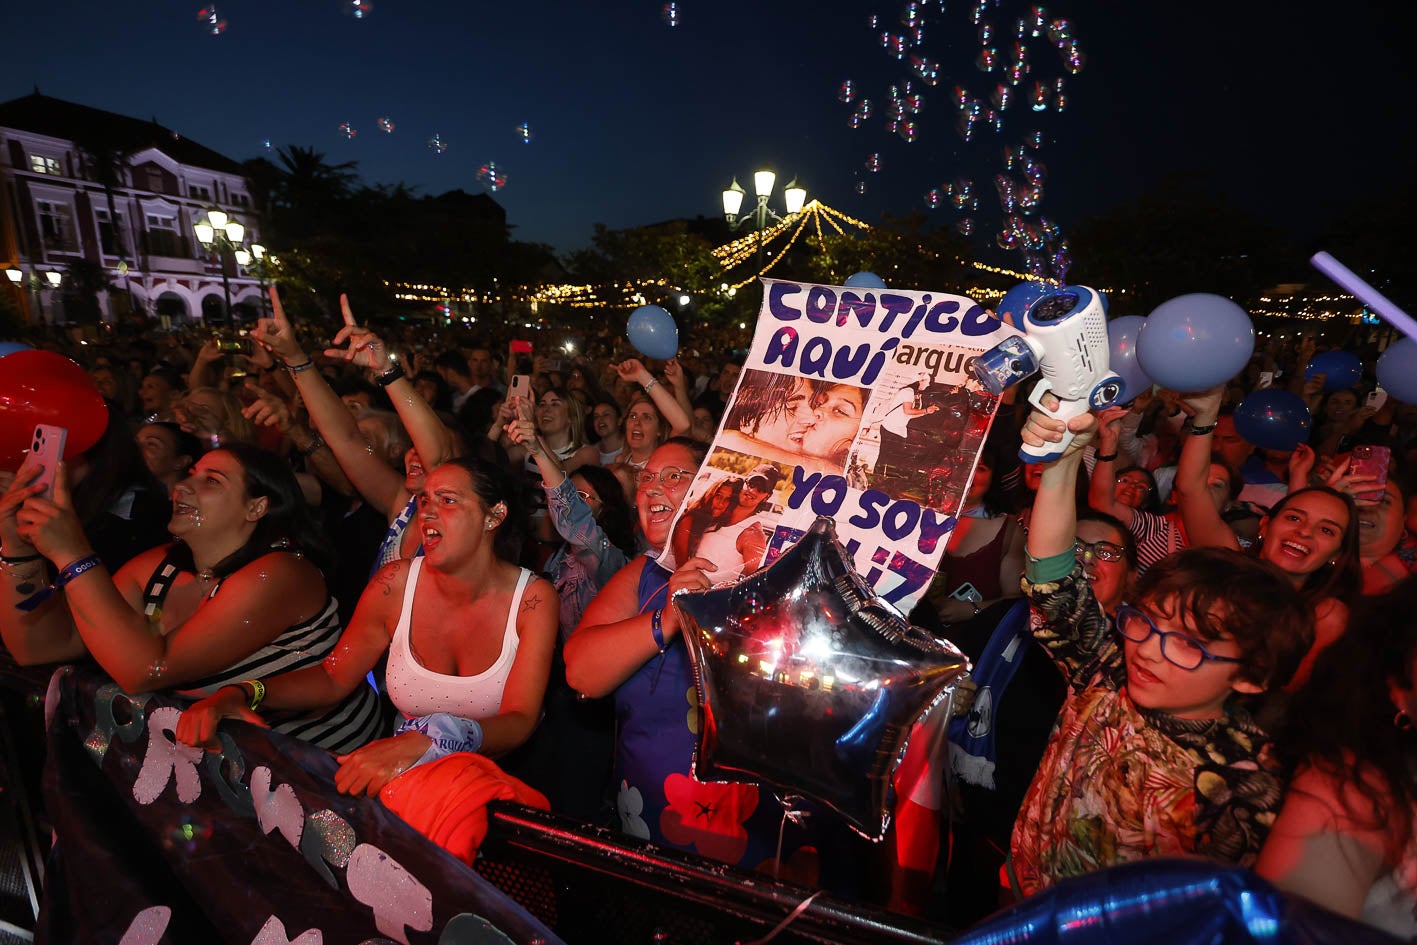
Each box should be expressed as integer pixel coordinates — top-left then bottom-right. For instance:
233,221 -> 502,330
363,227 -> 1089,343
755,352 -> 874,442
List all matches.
178,458 -> 559,797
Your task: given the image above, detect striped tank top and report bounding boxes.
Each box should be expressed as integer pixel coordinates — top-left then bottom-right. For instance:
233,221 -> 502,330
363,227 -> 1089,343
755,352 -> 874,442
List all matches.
143,550 -> 384,755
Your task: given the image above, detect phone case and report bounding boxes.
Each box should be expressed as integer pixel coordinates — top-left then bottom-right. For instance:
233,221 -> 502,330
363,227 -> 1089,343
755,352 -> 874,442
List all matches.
27,424 -> 69,500
1351,446 -> 1390,502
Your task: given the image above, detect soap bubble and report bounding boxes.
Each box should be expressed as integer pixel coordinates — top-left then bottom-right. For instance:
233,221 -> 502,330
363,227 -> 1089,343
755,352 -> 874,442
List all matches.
955,218 -> 975,237
925,188 -> 943,209
197,6 -> 227,33
515,121 -> 533,144
865,153 -> 882,173
901,2 -> 923,27
261,138 -> 272,153
662,2 -> 679,27
349,0 -> 374,18
1030,81 -> 1051,111
427,134 -> 448,155
476,161 -> 507,192
910,55 -> 940,85
854,179 -> 868,195
976,46 -> 998,71
991,83 -> 1012,110
1047,18 -> 1073,46
377,117 -> 394,133
979,22 -> 993,44
338,122 -> 356,140
1030,5 -> 1048,36
839,80 -> 856,104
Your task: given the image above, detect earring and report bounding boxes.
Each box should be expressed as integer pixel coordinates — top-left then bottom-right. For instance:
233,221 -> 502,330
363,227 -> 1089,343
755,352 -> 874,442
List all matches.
1396,710 -> 1413,732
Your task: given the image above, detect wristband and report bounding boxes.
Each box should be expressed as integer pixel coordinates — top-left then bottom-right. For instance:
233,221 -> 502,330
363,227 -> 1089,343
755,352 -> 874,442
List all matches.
642,378 -> 659,393
1188,422 -> 1218,436
285,358 -> 314,374
397,713 -> 484,768
242,679 -> 266,711
374,363 -> 406,388
651,607 -> 667,652
16,554 -> 101,612
1094,451 -> 1118,463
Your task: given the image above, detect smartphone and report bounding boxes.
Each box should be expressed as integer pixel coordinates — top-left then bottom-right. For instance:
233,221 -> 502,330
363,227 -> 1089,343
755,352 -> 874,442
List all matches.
510,340 -> 533,355
950,582 -> 983,605
1257,371 -> 1274,390
1351,445 -> 1391,503
508,374 -> 532,405
26,424 -> 68,501
1367,388 -> 1388,411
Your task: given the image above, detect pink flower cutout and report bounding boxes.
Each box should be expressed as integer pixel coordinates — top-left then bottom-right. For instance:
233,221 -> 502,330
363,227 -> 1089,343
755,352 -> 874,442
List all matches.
659,773 -> 759,864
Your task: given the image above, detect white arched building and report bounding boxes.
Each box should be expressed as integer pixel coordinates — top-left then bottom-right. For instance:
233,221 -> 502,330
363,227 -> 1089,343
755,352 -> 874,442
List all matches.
0,91 -> 264,325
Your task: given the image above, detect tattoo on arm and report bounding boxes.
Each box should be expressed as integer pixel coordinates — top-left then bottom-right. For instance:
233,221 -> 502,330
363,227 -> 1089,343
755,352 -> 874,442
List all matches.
373,568 -> 396,597
520,592 -> 542,612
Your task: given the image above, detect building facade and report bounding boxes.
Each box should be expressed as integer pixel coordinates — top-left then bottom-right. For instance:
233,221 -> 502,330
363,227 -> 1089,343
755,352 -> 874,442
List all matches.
0,91 -> 263,325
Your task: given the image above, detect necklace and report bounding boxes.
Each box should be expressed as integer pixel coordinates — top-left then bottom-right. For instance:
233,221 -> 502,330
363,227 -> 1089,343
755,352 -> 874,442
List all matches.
196,568 -> 216,583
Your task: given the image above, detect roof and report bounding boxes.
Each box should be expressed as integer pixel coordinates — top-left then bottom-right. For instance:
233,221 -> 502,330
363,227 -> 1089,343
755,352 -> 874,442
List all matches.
0,91 -> 246,176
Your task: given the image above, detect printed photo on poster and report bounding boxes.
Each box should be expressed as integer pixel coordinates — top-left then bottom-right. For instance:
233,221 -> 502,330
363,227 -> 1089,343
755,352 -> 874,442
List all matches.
671,452 -> 788,585
848,367 -> 997,514
716,370 -> 867,479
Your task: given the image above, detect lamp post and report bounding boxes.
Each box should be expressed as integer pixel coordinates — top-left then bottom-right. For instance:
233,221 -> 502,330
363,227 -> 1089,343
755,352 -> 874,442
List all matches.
721,169 -> 807,275
193,208 -> 246,327
43,270 -> 62,324
248,243 -> 273,316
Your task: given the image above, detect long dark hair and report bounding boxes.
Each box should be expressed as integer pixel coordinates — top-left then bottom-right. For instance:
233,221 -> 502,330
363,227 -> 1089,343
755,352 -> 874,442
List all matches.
171,442 -> 333,578
441,456 -> 527,564
685,477 -> 742,551
573,464 -> 635,558
1261,486 -> 1361,607
75,404 -> 163,529
724,369 -> 851,441
1276,577 -> 1417,861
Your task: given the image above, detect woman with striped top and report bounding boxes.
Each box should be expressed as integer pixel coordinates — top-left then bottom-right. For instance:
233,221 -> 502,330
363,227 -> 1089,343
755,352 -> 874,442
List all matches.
0,443 -> 381,754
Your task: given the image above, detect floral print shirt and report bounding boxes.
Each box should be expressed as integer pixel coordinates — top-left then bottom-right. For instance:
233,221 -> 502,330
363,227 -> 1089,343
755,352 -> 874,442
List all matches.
1009,556 -> 1282,895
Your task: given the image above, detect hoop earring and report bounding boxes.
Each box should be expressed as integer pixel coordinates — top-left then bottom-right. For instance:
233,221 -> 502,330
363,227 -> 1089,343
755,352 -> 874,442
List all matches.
1396,710 -> 1414,732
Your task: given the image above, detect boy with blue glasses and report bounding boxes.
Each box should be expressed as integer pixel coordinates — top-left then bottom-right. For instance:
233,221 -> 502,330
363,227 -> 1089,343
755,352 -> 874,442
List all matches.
1009,399 -> 1314,895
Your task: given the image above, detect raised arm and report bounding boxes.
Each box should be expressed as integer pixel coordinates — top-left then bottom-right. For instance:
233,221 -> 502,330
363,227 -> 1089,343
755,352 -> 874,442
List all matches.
1020,398 -> 1095,561
1086,406 -> 1138,526
617,359 -> 691,436
252,287 -> 404,516
1172,386 -> 1241,551
325,294 -> 458,470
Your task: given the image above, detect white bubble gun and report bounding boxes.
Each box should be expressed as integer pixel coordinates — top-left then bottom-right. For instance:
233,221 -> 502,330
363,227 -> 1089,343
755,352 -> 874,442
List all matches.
969,285 -> 1124,463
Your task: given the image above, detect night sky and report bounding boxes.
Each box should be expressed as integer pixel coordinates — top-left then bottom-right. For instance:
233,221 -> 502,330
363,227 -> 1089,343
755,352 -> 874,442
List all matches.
5,0 -> 1413,260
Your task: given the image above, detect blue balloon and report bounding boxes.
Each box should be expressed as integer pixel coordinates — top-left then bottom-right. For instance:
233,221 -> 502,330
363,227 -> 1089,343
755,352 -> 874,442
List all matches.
1233,388 -> 1312,451
1304,349 -> 1362,392
1377,338 -> 1417,404
995,281 -> 1050,329
843,271 -> 887,289
1135,293 -> 1255,392
1106,315 -> 1151,402
626,305 -> 679,360
0,342 -> 31,358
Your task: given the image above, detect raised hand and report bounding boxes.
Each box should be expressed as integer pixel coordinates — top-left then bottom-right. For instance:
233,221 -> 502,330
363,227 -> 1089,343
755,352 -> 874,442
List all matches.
0,465 -> 43,555
1021,391 -> 1098,458
1096,405 -> 1129,448
502,396 -> 541,454
15,464 -> 93,567
241,380 -> 294,431
615,358 -> 653,387
324,294 -> 394,373
1287,443 -> 1317,491
252,286 -> 308,366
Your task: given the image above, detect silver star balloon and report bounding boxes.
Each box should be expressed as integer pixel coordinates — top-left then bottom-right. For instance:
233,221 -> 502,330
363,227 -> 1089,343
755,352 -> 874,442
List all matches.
673,516 -> 970,840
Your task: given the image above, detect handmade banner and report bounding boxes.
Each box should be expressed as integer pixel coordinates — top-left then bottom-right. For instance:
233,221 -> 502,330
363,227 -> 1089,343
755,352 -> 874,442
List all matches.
661,278 -> 1021,611
38,665 -> 563,945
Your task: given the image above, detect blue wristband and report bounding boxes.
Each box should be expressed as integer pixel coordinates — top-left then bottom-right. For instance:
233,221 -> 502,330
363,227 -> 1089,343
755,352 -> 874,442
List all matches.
16,554 -> 101,613
651,607 -> 667,652
396,713 -> 484,769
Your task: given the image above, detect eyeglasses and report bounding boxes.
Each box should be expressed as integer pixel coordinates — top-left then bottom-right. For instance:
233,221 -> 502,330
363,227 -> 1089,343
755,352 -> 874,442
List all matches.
1074,538 -> 1126,563
1114,604 -> 1245,671
636,467 -> 692,489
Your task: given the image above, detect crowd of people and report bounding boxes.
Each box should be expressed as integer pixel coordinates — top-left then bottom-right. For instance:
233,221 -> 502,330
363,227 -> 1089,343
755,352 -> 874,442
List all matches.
0,290 -> 1414,938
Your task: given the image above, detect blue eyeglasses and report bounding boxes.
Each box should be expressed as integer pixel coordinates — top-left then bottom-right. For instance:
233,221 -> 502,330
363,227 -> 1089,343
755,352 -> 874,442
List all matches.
1114,604 -> 1245,672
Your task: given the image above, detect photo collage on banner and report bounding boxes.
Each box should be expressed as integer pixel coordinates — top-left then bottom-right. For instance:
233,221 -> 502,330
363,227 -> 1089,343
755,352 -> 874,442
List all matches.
661,278 -> 1022,613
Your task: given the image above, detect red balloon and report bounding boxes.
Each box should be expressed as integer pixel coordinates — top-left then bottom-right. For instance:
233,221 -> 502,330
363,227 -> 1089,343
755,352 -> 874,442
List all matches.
0,351 -> 109,470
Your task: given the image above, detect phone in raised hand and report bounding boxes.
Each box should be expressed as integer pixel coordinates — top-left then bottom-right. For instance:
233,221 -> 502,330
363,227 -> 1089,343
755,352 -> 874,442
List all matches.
508,374 -> 532,406
1367,388 -> 1388,411
25,424 -> 68,501
1351,445 -> 1391,503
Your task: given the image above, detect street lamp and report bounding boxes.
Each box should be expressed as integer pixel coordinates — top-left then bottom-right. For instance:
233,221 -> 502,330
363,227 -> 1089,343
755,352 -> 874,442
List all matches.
248,243 -> 273,316
193,208 -> 247,326
720,168 -> 807,274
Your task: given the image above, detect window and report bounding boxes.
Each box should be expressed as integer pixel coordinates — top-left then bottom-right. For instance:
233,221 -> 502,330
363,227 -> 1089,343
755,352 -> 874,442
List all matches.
36,200 -> 77,252
143,166 -> 170,195
144,212 -> 184,258
190,184 -> 212,201
29,155 -> 61,175
232,193 -> 251,208
95,208 -> 129,257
